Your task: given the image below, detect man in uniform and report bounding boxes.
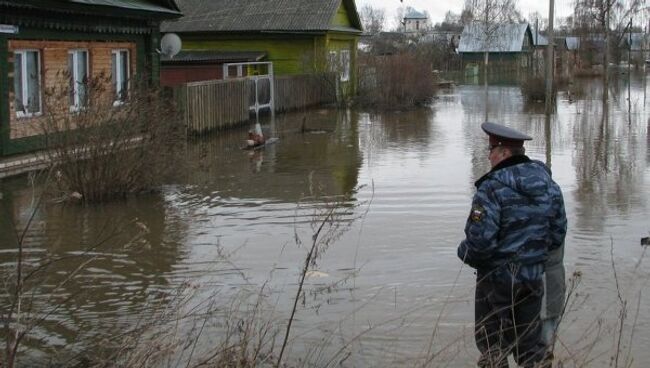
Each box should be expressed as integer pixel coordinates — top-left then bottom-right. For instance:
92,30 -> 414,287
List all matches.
458,122 -> 567,368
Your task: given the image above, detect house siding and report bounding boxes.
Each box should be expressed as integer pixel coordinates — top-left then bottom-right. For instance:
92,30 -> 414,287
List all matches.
333,2 -> 353,27
7,39 -> 137,140
161,64 -> 227,86
1,27 -> 151,156
0,37 -> 7,155
183,36 -> 317,75
327,34 -> 358,94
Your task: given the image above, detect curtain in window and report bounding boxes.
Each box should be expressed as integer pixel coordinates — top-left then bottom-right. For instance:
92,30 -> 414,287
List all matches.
26,51 -> 40,113
14,53 -> 24,112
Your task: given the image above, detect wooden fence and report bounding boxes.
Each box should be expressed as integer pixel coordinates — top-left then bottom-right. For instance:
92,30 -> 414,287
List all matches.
274,73 -> 337,112
173,73 -> 337,134
173,79 -> 250,134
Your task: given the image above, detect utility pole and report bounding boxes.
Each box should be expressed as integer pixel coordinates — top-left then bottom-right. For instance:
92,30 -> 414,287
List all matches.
484,0 -> 490,122
629,17 -> 632,125
545,0 -> 555,114
536,18 -> 540,75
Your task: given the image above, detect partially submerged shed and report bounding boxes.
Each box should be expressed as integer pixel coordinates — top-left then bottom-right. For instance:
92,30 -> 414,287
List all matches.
458,23 -> 533,71
161,50 -> 266,86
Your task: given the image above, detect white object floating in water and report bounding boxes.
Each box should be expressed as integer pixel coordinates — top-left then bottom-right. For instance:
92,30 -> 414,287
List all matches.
305,270 -> 329,278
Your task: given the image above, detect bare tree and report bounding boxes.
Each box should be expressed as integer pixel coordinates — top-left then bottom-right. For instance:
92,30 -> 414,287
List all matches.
527,11 -> 548,32
435,11 -> 464,32
392,6 -> 406,32
461,7 -> 475,25
359,5 -> 386,35
572,0 -> 642,102
419,10 -> 434,32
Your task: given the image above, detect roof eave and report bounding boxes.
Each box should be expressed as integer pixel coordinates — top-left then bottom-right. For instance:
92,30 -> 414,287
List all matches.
167,29 -> 333,36
0,0 -> 182,19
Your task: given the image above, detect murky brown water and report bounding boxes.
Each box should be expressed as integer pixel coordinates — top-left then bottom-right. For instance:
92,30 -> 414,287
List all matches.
2,73 -> 650,367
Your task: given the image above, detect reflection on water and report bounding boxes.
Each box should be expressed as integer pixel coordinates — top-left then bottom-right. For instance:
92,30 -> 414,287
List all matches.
2,75 -> 650,366
0,185 -> 188,358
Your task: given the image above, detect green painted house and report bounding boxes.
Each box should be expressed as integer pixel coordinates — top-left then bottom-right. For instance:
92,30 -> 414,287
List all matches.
0,0 -> 181,156
161,0 -> 363,93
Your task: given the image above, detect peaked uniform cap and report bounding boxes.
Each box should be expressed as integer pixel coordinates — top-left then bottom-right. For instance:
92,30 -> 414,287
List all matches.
481,122 -> 532,148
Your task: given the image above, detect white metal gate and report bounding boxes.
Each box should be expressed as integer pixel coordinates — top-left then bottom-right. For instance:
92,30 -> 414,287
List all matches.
223,61 -> 274,115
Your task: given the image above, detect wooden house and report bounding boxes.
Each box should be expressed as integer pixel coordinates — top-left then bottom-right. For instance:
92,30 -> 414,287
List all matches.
161,0 -> 363,93
531,29 -> 548,74
458,23 -> 533,73
0,0 -> 181,156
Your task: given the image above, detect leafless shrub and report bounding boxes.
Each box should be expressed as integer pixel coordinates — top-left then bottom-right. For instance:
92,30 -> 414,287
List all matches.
277,177 -> 367,367
39,72 -> 185,204
357,53 -> 437,109
521,76 -> 548,102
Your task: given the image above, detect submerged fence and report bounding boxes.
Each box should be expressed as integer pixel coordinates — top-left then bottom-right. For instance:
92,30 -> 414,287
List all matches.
173,73 -> 336,134
173,79 -> 250,134
274,73 -> 337,113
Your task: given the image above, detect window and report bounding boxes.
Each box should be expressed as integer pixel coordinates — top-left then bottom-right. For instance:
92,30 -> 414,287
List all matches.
14,50 -> 42,117
68,50 -> 89,111
111,49 -> 129,104
328,51 -> 338,73
340,50 -> 350,82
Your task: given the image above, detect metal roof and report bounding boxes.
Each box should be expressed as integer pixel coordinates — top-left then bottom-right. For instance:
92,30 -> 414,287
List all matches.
404,9 -> 427,19
0,0 -> 181,15
565,37 -> 579,50
458,23 -> 530,53
162,0 -> 362,34
161,50 -> 266,63
620,33 -> 646,51
69,0 -> 180,13
532,30 -> 548,47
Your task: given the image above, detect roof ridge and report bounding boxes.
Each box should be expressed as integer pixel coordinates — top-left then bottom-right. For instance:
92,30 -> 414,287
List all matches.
163,0 -> 361,33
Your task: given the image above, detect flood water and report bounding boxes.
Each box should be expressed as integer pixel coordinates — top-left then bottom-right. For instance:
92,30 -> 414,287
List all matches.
2,73 -> 650,367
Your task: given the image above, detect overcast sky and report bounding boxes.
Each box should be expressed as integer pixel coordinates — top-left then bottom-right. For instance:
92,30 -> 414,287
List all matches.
355,0 -> 575,29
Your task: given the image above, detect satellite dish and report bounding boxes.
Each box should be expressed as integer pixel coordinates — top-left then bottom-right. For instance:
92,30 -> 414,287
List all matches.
160,33 -> 182,59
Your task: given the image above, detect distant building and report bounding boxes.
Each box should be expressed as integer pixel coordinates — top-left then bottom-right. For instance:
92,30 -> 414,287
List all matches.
458,23 -> 533,71
619,33 -> 649,65
531,29 -> 549,74
360,32 -> 411,56
554,35 -> 605,76
421,31 -> 461,49
403,9 -> 429,33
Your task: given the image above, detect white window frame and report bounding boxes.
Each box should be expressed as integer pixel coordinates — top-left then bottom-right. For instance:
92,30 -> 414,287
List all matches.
112,49 -> 130,106
340,49 -> 350,82
14,49 -> 42,118
68,49 -> 89,112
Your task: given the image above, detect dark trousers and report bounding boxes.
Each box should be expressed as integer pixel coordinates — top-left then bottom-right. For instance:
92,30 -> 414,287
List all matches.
475,269 -> 546,368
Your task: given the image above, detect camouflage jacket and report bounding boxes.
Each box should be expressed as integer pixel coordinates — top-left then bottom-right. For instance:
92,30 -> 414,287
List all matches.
458,155 -> 567,280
